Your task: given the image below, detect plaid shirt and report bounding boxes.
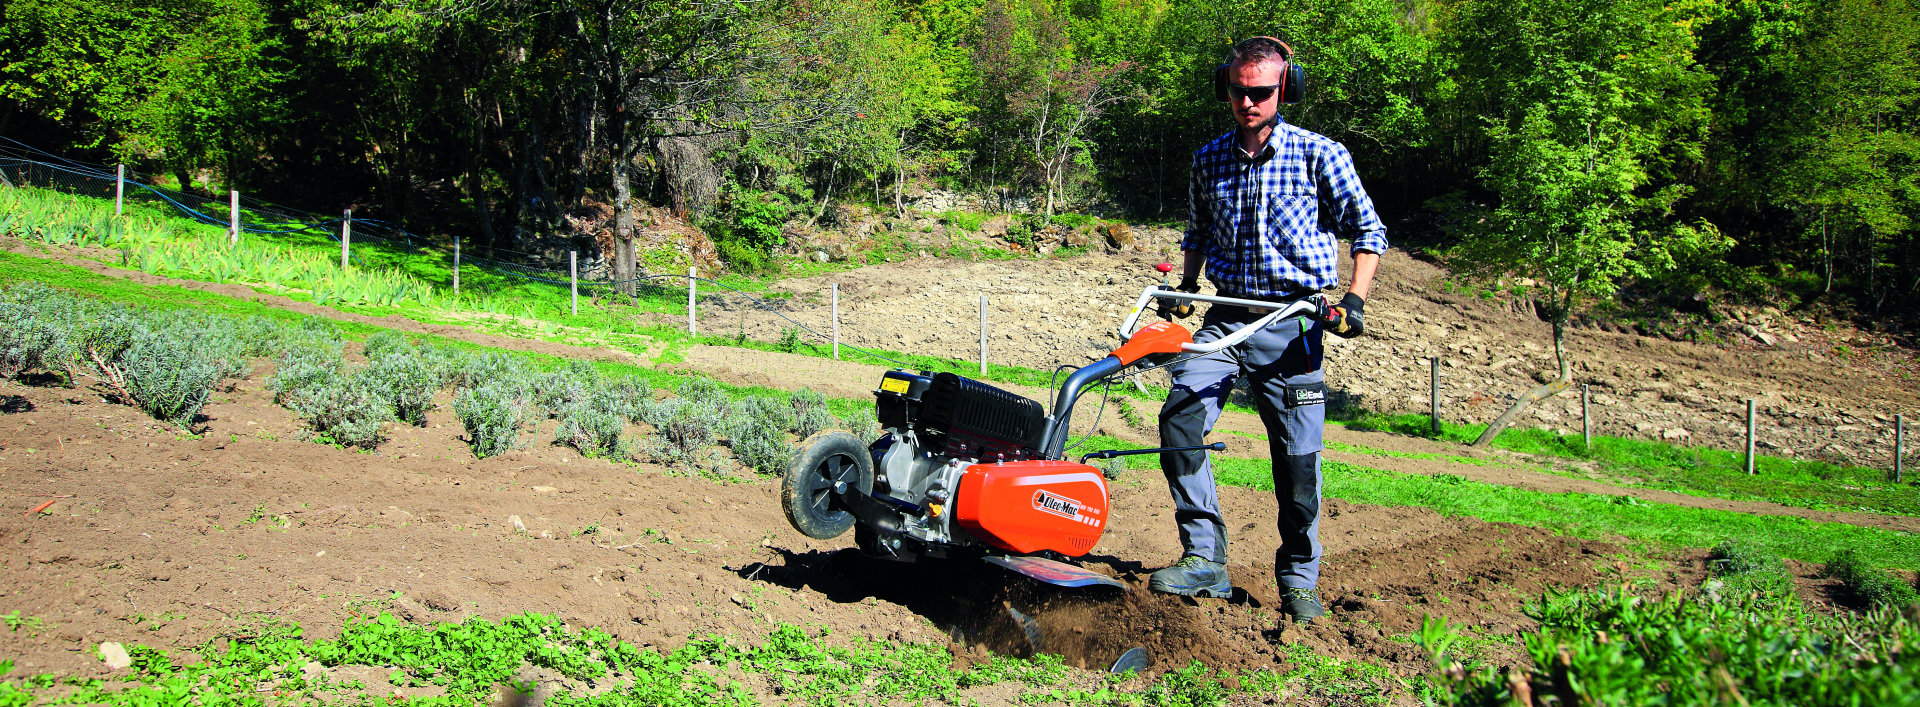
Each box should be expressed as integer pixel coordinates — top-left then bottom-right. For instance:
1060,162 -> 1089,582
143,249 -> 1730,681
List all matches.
1182,120 -> 1388,299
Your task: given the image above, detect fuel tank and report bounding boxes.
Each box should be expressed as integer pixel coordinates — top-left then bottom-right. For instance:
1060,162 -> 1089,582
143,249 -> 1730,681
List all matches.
954,460 -> 1108,556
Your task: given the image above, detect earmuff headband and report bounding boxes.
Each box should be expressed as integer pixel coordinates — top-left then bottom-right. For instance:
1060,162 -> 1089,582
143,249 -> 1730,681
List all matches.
1213,36 -> 1306,104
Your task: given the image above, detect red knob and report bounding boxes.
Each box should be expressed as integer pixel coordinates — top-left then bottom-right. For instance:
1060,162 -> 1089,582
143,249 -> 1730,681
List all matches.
1154,263 -> 1174,273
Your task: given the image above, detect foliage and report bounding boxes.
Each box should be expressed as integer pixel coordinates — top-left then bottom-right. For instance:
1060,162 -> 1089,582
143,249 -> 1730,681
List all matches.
116,332 -> 222,428
554,401 -> 627,459
453,384 -> 524,458
1418,550 -> 1920,705
1822,548 -> 1920,611
640,395 -> 728,470
790,388 -> 838,438
285,369 -> 394,448
362,351 -> 436,427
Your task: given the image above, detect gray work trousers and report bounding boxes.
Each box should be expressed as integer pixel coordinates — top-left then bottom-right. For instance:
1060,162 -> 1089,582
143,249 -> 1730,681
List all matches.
1157,305 -> 1326,590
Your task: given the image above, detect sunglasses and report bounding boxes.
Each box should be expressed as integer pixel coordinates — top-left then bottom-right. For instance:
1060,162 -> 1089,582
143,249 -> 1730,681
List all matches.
1226,83 -> 1280,103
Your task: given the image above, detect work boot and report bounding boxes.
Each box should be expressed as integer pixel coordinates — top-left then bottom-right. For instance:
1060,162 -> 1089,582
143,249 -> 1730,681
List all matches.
1280,587 -> 1326,624
1148,555 -> 1232,598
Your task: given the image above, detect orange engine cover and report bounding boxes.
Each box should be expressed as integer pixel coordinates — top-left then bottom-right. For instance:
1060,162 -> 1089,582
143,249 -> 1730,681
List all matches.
955,460 -> 1109,556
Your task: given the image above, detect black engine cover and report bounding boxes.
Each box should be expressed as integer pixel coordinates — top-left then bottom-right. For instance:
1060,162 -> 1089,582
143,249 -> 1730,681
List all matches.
915,372 -> 1046,459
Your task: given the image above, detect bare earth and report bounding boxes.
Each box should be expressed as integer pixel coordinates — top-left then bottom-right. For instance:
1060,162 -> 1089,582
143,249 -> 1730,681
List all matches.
0,239 -> 1902,702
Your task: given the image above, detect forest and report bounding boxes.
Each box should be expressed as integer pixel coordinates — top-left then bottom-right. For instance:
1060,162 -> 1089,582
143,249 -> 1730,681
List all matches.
1,0 -> 1916,322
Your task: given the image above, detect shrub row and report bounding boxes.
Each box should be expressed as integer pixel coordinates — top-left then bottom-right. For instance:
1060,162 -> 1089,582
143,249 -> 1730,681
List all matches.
2,284 -> 866,469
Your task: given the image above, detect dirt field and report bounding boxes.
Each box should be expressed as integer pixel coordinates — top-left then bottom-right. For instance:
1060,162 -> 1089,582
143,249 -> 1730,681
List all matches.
1,359 -> 1699,699
0,239 -> 1900,703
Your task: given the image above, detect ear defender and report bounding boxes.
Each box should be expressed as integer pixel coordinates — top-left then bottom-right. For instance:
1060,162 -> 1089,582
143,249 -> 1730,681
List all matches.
1213,37 -> 1306,104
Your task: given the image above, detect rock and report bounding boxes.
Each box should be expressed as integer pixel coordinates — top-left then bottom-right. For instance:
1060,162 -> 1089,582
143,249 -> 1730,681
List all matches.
532,485 -> 557,494
814,250 -> 829,263
1102,222 -> 1135,248
509,515 -> 526,533
826,243 -> 851,261
1753,330 -> 1777,346
1662,428 -> 1691,440
981,214 -> 1011,237
1063,228 -> 1091,248
99,642 -> 131,670
1633,422 -> 1659,434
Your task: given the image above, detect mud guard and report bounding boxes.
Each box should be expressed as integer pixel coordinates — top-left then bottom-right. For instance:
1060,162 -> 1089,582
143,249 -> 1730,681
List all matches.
983,555 -> 1127,591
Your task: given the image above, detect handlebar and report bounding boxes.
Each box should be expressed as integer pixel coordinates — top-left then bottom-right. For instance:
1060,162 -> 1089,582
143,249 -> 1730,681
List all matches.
1117,286 -> 1329,355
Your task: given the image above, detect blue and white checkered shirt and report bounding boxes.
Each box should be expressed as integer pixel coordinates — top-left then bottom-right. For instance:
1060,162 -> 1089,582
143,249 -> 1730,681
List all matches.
1182,120 -> 1388,299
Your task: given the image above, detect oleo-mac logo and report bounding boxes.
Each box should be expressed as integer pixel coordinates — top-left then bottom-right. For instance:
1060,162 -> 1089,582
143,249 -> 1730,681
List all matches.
1032,490 -> 1084,520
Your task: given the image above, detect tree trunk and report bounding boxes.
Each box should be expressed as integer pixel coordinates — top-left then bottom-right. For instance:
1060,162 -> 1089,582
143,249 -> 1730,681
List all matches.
612,161 -> 637,298
1472,295 -> 1575,447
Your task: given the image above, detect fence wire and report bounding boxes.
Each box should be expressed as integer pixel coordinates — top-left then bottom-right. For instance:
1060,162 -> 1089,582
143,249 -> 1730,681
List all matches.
0,137 -> 922,368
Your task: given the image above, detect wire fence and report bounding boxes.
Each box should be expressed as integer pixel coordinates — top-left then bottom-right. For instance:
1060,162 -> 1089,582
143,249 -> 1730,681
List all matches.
0,136 -> 924,368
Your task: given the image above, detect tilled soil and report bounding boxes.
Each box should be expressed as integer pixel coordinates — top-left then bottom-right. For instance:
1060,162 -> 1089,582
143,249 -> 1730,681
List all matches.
1,374 -> 1682,701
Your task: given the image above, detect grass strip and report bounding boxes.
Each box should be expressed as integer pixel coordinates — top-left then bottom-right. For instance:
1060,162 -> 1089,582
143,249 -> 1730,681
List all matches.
0,613 -> 1398,706
1198,455 -> 1920,570
1338,410 -> 1918,517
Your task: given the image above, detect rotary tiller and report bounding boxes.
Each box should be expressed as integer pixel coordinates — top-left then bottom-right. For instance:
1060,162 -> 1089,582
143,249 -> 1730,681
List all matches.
779,284 -> 1339,590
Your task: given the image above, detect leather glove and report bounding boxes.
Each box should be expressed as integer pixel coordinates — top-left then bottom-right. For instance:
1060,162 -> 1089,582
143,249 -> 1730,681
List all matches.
1159,279 -> 1200,319
1329,291 -> 1365,338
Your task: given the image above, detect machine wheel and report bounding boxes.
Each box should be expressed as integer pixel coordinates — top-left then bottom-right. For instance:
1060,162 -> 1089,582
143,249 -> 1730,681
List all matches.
781,431 -> 872,539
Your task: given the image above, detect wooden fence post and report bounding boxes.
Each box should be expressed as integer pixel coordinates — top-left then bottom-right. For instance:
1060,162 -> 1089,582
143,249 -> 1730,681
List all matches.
979,295 -> 988,376
228,190 -> 240,245
1581,383 -> 1592,448
832,282 -> 840,360
340,209 -> 351,269
452,238 -> 460,297
115,165 -> 125,216
687,266 -> 697,337
1430,357 -> 1441,434
1746,399 -> 1758,475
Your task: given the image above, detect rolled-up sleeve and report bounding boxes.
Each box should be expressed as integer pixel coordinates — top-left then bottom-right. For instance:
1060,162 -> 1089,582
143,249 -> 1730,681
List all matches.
1182,158 -> 1209,253
1318,142 -> 1389,255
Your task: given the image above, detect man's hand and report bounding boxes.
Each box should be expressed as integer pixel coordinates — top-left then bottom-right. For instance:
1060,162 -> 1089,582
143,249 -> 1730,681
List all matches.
1163,278 -> 1200,319
1329,291 -> 1365,338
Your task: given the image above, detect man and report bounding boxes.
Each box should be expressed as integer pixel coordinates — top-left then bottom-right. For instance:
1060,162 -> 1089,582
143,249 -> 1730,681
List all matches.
1147,37 -> 1386,625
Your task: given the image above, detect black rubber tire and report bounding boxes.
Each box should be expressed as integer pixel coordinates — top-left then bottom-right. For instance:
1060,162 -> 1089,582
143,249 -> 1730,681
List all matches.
781,431 -> 871,540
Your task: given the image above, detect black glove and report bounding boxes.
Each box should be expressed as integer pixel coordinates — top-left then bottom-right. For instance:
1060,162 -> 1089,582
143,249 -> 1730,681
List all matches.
1329,291 -> 1365,338
1160,278 -> 1200,319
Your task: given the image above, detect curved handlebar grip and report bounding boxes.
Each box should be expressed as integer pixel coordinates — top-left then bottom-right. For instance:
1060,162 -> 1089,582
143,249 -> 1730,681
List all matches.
1118,285 -> 1327,351
1154,263 -> 1175,273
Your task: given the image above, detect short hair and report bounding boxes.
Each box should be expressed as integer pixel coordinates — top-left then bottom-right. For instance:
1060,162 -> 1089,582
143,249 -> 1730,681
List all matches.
1227,37 -> 1289,70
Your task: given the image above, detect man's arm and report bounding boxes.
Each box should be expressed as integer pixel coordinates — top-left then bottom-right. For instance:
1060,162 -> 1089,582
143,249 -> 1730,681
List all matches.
1349,251 -> 1379,300
1180,249 -> 1204,289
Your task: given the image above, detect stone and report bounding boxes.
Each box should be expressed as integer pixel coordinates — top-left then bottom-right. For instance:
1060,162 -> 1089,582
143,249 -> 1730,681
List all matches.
1662,428 -> 1691,440
509,515 -> 526,533
814,251 -> 829,263
1753,331 -> 1777,346
1102,222 -> 1135,248
99,642 -> 131,670
981,214 -> 1011,237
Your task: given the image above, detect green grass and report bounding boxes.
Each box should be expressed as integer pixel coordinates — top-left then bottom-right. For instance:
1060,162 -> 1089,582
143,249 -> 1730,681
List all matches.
1417,542 -> 1920,705
1338,411 -> 1918,517
1198,455 -> 1920,570
0,612 -> 1399,706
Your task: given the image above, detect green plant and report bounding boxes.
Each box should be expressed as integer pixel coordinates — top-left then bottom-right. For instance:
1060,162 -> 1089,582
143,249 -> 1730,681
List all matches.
777,326 -> 803,352
363,350 -> 436,426
454,384 -> 524,458
1822,548 -> 1920,611
790,388 -> 836,438
116,332 -> 222,428
554,401 -> 626,459
640,395 -> 727,469
285,370 -> 394,448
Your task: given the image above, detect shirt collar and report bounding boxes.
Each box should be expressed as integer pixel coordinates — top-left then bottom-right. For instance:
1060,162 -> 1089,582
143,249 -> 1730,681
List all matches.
1234,118 -> 1285,162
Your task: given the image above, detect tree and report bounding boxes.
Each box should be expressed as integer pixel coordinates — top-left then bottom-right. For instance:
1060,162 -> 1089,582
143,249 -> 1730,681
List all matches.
972,0 -> 1134,220
1445,0 -> 1727,447
1777,0 -> 1920,308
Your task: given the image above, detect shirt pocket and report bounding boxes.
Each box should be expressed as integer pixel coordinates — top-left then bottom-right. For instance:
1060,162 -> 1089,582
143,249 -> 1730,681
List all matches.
1262,165 -> 1317,251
